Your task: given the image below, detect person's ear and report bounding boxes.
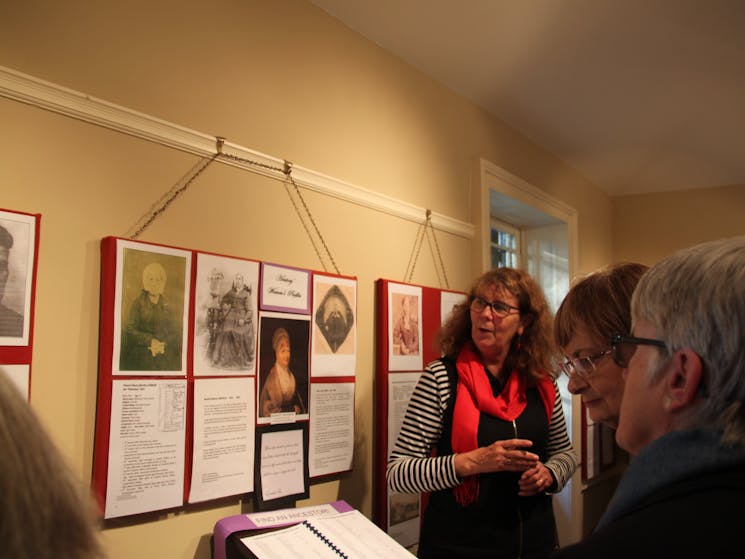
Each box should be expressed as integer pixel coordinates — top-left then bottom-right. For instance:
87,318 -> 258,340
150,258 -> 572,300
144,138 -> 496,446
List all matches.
663,348 -> 703,412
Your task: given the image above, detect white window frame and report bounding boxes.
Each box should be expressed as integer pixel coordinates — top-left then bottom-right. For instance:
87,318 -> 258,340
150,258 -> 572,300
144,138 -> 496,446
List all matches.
489,218 -> 521,269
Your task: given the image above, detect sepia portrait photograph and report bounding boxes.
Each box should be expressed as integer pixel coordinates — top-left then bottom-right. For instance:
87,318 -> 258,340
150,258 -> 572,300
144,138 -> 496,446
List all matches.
311,274 -> 356,376
0,210 -> 37,346
193,253 -> 259,376
257,311 -> 310,423
387,282 -> 423,372
112,240 -> 191,375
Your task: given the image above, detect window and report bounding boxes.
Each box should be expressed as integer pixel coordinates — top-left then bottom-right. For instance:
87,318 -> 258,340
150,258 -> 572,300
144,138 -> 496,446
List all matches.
490,219 -> 520,268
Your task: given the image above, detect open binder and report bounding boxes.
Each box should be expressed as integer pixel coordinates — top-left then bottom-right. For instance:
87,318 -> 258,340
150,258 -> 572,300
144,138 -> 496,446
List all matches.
239,509 -> 414,559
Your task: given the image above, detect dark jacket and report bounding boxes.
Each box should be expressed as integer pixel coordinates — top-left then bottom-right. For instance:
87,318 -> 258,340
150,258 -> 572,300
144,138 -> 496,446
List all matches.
553,428 -> 745,558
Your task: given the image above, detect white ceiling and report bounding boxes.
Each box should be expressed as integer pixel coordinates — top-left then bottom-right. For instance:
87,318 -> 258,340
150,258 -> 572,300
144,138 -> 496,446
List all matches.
308,0 -> 745,196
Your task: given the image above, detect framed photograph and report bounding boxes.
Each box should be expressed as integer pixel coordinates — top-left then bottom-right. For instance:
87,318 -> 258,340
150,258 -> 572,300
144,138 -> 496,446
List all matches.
387,283 -> 423,372
112,240 -> 191,375
260,262 -> 311,314
193,253 -> 259,376
311,274 -> 356,377
256,311 -> 310,424
0,209 -> 38,346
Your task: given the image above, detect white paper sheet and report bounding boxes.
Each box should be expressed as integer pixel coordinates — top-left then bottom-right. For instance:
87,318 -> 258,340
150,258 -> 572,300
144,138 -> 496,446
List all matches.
0,364 -> 30,400
189,377 -> 255,503
242,522 -> 338,558
259,428 -> 305,501
105,379 -> 186,518
241,510 -> 415,559
311,275 -> 357,376
309,382 -> 354,477
387,372 -> 422,456
386,372 -> 422,548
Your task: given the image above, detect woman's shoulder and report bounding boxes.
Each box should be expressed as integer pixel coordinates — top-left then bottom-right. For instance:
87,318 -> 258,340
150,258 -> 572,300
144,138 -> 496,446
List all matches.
423,357 -> 457,387
425,356 -> 450,372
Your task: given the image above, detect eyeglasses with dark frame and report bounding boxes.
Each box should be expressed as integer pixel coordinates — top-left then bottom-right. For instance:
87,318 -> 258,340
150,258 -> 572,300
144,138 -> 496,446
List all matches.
558,348 -> 613,380
469,296 -> 520,318
610,333 -> 668,368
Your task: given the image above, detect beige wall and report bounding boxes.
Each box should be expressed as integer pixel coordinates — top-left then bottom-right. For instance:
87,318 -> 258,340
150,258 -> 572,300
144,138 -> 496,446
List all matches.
612,184 -> 745,265
0,1 -> 626,558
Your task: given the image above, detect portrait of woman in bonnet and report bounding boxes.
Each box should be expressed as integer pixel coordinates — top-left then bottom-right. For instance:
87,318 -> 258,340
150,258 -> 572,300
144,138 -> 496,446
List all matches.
258,326 -> 306,416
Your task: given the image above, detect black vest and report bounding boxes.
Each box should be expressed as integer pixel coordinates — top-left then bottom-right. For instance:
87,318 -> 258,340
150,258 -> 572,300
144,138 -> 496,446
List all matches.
418,358 -> 557,559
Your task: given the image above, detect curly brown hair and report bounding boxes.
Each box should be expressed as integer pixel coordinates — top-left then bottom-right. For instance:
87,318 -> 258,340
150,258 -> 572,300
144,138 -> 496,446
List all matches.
438,268 -> 556,382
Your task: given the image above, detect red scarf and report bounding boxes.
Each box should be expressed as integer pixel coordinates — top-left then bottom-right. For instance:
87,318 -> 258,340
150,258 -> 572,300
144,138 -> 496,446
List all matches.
451,342 -> 555,505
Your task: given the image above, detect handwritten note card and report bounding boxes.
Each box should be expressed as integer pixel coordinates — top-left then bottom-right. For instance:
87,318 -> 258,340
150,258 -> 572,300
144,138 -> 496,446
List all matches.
260,263 -> 310,314
259,428 -> 306,501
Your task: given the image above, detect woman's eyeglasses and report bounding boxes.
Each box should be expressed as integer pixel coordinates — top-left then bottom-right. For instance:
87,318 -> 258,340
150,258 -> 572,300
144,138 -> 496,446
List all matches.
558,348 -> 613,379
469,296 -> 520,318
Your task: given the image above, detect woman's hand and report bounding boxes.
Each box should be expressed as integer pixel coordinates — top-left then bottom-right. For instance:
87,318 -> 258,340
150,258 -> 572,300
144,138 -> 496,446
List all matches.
518,462 -> 555,496
455,438 -> 538,477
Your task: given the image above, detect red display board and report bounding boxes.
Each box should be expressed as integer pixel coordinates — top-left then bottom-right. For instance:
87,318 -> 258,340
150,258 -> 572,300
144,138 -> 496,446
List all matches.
0,208 -> 41,401
92,236 -> 358,519
373,279 -> 465,547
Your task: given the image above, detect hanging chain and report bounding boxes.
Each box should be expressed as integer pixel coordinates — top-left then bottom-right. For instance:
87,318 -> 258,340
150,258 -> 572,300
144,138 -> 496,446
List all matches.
425,229 -> 443,287
427,216 -> 449,289
217,146 -> 340,274
128,152 -> 219,239
282,163 -> 340,275
126,137 -> 340,274
218,152 -> 285,175
404,217 -> 427,283
280,177 -> 327,270
404,209 -> 450,289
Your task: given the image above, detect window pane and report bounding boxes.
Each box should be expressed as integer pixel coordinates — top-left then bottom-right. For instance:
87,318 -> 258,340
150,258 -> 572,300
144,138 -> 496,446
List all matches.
491,246 -> 506,268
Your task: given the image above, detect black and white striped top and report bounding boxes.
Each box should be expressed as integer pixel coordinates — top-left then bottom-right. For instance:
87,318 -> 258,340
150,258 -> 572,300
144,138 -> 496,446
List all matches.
387,359 -> 578,494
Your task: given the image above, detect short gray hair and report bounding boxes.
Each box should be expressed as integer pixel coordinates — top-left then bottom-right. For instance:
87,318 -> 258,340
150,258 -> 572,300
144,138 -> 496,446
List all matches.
631,236 -> 745,444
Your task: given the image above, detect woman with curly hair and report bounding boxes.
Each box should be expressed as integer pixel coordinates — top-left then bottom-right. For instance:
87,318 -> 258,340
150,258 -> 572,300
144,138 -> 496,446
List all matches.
387,268 -> 577,558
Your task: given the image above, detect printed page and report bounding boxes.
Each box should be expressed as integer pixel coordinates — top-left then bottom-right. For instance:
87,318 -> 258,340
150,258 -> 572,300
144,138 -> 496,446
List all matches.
306,510 -> 415,559
386,372 -> 423,547
105,379 -> 186,518
189,377 -> 255,503
241,522 -> 343,559
309,382 -> 354,477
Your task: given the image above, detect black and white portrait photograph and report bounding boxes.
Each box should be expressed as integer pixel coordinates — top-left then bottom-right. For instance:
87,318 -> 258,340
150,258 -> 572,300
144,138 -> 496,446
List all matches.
0,210 -> 37,346
112,240 -> 191,375
193,252 -> 259,376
